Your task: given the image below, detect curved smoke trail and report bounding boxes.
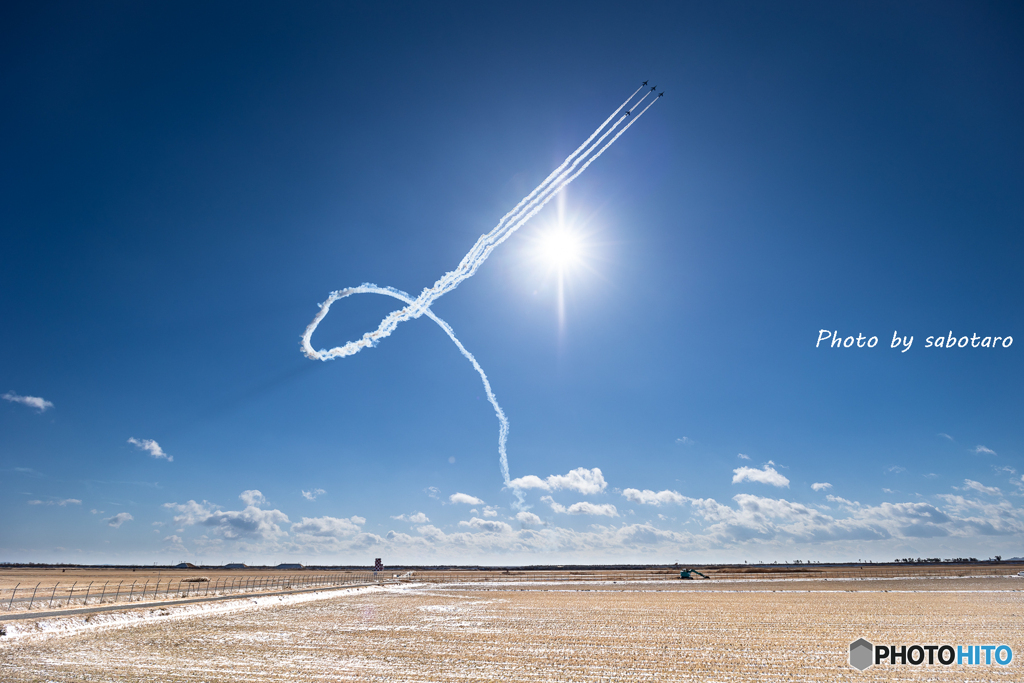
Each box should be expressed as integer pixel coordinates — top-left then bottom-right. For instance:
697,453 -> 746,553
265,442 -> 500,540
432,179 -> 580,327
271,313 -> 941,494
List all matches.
302,85 -> 660,488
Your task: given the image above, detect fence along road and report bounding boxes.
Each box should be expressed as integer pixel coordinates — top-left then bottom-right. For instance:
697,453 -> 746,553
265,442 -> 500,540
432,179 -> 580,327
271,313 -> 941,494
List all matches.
0,571 -> 387,619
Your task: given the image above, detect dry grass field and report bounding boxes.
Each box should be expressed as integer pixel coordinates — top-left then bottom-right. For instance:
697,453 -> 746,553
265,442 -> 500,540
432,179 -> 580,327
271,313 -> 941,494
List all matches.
2,574 -> 1022,682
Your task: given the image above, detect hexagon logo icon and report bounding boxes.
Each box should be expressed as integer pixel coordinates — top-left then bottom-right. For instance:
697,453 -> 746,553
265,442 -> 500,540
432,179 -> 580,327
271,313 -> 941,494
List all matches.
849,638 -> 874,671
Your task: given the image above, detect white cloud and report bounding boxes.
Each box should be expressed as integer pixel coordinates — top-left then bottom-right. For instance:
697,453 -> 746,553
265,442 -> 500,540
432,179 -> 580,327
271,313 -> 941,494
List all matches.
732,463 -> 790,488
283,514 -> 377,554
737,453 -> 751,460
676,437 -> 693,445
938,433 -> 954,441
449,492 -> 485,505
27,498 -> 81,506
811,482 -> 832,492
14,466 -> 43,477
542,496 -> 618,517
516,511 -> 542,526
164,499 -> 217,526
507,475 -> 547,490
2,391 -> 53,412
826,495 -> 859,507
509,467 -> 607,495
301,488 -> 326,501
239,490 -> 266,506
482,506 -> 498,517
105,512 -> 133,528
567,502 -> 618,516
291,515 -> 365,538
211,507 -> 287,539
974,445 -> 997,455
959,479 -> 1001,496
219,490 -> 1024,561
127,437 -> 172,462
426,486 -> 440,499
164,492 -> 290,541
621,489 -> 686,506
681,492 -> 1003,545
923,473 -> 939,479
163,535 -> 187,552
459,517 -> 513,533
391,512 -> 430,524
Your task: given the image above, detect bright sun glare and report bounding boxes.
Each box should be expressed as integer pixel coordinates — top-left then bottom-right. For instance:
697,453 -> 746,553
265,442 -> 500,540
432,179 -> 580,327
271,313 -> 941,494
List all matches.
540,230 -> 581,267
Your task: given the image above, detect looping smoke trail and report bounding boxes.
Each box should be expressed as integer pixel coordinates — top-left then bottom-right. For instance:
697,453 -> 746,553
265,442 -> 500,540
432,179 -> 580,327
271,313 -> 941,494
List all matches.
304,283 -> 511,485
302,85 -> 660,489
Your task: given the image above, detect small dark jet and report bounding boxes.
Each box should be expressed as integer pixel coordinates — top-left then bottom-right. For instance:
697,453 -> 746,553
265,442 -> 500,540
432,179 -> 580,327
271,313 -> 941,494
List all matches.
658,92 -> 664,97
642,81 -> 648,86
650,86 -> 657,91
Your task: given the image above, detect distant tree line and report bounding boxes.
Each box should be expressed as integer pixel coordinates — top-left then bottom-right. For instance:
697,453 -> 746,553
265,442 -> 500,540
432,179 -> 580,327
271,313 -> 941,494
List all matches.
893,556 -> 999,563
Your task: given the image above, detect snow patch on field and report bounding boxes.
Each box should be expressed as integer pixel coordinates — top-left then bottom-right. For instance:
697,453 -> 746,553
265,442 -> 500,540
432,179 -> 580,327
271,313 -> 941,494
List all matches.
0,584 -> 401,644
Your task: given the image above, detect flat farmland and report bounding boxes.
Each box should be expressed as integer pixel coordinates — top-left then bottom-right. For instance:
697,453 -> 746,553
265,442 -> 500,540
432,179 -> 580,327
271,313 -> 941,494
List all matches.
2,577 -> 1022,681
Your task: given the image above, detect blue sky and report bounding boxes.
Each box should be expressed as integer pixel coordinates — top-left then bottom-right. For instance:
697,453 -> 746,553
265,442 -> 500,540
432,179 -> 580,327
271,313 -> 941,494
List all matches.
2,1 -> 1022,565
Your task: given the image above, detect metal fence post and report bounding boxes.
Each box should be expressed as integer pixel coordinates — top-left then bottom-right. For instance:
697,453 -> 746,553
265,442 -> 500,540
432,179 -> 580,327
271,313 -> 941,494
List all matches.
7,584 -> 18,610
67,582 -> 77,606
49,582 -> 60,609
127,581 -> 136,602
28,583 -> 41,610
83,582 -> 94,606
99,582 -> 109,604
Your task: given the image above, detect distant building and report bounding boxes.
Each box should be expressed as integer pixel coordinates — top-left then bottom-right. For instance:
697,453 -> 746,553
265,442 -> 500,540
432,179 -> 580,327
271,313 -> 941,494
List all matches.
276,563 -> 302,569
175,562 -> 197,569
224,563 -> 247,569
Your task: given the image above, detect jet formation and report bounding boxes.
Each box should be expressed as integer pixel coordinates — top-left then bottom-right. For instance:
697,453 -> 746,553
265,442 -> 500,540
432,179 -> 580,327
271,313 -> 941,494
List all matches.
627,82 -> 664,114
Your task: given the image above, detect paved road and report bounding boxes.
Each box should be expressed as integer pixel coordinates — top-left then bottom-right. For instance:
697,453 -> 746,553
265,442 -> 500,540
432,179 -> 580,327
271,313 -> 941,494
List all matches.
0,581 -> 384,622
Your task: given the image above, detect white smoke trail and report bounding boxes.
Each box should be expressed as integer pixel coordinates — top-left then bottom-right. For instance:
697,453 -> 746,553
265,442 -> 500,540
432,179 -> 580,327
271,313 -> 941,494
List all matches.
302,85 -> 660,488
310,283 -> 511,485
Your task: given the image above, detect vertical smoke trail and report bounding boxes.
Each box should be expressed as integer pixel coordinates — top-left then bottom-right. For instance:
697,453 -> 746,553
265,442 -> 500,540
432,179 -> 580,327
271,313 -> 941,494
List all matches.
302,84 -> 660,488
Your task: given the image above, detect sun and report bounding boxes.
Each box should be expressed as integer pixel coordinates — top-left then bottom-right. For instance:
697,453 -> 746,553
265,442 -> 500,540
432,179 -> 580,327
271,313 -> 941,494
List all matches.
539,230 -> 582,268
